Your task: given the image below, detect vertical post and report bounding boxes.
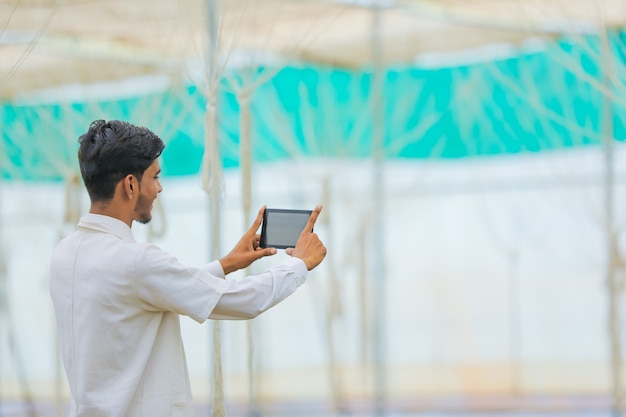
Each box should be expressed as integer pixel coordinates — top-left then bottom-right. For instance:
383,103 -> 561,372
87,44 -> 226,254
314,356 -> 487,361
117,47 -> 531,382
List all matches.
321,176 -> 344,412
238,91 -> 260,417
240,92 -> 252,224
0,103 -> 4,417
370,4 -> 386,416
204,1 -> 225,417
0,136 -> 4,417
508,249 -> 522,398
601,30 -> 622,417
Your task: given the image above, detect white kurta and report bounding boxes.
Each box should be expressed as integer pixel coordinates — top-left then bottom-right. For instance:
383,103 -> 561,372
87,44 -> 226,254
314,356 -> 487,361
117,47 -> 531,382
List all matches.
50,213 -> 307,417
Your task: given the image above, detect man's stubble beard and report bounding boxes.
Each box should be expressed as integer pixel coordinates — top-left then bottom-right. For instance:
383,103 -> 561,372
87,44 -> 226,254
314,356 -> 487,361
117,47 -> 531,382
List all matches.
134,193 -> 153,224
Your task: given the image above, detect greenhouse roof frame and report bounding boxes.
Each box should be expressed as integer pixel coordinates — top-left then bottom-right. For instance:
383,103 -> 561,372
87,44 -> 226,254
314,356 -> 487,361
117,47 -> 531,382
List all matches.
1,0 -> 626,100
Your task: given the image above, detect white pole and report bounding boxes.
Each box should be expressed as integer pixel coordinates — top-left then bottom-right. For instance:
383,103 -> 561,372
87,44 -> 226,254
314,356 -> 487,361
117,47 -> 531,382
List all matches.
600,29 -> 622,417
371,4 -> 386,416
0,167 -> 4,415
238,90 -> 260,417
204,1 -> 226,417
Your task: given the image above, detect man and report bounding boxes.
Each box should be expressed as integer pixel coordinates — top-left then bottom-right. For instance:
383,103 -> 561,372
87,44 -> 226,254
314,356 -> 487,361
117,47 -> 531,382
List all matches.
49,119 -> 327,417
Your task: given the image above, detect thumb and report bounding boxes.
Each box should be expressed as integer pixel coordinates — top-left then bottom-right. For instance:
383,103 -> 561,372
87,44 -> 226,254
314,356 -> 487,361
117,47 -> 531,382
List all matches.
255,247 -> 277,259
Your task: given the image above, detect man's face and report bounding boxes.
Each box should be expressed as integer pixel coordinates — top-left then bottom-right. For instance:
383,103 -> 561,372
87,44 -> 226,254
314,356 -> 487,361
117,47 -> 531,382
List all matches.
134,160 -> 162,224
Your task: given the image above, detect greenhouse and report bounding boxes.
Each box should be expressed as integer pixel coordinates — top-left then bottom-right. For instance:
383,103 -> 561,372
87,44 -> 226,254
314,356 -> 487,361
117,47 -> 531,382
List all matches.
2,1 -> 626,416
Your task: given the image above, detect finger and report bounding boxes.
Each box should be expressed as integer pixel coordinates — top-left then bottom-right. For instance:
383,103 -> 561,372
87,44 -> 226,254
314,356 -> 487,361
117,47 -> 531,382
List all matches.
302,205 -> 322,234
285,247 -> 294,256
253,234 -> 261,249
255,247 -> 277,258
248,206 -> 266,235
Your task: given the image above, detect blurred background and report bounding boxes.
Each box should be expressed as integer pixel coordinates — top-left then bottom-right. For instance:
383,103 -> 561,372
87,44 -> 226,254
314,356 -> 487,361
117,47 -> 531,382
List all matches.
2,0 -> 626,416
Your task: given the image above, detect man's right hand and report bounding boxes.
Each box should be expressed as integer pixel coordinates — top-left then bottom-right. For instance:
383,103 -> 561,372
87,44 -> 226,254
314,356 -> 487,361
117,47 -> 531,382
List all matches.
285,205 -> 327,270
219,206 -> 277,275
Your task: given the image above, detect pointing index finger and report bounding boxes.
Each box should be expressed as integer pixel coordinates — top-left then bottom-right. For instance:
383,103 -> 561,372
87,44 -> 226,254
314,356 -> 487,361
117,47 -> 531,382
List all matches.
303,205 -> 322,234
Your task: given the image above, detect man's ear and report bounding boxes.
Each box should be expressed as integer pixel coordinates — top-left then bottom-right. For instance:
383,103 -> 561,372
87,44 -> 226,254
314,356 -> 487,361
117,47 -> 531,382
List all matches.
124,174 -> 134,199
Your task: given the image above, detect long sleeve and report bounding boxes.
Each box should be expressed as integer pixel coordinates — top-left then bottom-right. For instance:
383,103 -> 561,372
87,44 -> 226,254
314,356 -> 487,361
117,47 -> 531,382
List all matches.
209,257 -> 307,320
202,260 -> 226,279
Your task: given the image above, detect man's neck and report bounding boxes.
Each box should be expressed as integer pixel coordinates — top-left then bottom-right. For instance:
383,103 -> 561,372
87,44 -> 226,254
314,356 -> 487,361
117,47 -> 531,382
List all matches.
90,201 -> 133,228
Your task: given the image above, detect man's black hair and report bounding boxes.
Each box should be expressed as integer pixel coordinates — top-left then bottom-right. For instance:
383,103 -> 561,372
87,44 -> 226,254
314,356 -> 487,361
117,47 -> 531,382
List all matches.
78,120 -> 165,202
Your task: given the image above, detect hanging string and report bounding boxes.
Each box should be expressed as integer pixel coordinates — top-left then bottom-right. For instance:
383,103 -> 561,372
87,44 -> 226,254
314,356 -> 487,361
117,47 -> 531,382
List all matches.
202,95 -> 224,198
212,321 -> 225,417
62,174 -> 82,232
0,0 -> 61,91
147,198 -> 167,242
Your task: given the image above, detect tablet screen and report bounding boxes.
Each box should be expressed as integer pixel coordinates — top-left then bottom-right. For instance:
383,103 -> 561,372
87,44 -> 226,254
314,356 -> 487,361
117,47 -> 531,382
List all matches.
262,209 -> 312,249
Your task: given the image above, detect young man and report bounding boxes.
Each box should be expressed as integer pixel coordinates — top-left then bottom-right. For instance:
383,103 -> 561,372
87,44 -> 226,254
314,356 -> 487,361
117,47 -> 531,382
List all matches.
49,119 -> 326,417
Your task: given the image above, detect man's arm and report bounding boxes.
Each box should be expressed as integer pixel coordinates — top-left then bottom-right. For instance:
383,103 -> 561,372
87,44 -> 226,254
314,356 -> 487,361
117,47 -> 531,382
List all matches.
209,257 -> 308,320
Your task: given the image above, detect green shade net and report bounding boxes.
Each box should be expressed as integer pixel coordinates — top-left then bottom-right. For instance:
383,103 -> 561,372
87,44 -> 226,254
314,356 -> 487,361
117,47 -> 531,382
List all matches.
2,34 -> 625,181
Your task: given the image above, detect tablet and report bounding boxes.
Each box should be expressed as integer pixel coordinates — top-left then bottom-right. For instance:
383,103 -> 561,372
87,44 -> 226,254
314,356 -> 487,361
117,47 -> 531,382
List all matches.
260,208 -> 313,249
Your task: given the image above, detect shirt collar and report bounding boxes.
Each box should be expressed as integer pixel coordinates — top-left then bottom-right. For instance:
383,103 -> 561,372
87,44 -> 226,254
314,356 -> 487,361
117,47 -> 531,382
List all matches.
78,213 -> 136,242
